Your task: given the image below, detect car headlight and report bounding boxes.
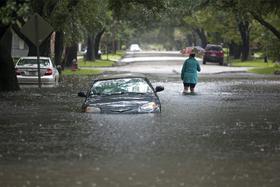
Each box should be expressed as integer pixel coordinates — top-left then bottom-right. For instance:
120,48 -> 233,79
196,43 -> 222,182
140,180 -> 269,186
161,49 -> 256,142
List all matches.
85,106 -> 101,113
138,102 -> 159,112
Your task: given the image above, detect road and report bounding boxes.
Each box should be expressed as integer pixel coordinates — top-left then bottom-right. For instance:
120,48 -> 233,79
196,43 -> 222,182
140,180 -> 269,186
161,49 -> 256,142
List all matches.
94,51 -> 251,74
0,51 -> 280,187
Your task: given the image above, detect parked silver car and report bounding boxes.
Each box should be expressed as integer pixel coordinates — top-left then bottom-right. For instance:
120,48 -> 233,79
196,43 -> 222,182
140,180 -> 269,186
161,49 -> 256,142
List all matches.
15,57 -> 59,86
129,44 -> 142,52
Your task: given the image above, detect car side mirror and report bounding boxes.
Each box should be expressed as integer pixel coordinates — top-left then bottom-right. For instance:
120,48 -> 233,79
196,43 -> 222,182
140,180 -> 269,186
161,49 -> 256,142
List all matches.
155,86 -> 164,93
78,91 -> 87,97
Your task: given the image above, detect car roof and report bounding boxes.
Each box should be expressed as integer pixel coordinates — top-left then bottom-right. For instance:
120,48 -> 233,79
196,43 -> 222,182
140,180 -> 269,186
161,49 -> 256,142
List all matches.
95,73 -> 147,80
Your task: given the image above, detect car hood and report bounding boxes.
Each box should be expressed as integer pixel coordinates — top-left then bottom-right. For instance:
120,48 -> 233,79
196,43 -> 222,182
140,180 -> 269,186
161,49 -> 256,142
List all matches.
83,94 -> 160,113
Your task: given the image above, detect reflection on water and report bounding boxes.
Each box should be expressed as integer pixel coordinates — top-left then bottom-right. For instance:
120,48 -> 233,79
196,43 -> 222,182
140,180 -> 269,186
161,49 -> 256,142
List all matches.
0,75 -> 280,187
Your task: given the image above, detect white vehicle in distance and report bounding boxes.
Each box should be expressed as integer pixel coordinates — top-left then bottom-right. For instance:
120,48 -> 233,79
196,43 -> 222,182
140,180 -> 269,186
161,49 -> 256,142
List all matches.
15,57 -> 60,86
129,44 -> 142,52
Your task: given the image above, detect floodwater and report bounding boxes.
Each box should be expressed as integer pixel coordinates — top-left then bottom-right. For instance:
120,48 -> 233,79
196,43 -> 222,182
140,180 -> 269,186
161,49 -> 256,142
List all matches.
0,74 -> 280,187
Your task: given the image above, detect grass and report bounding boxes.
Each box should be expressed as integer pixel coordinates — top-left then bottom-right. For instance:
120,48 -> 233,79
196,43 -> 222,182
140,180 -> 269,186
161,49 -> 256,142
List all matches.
63,69 -> 102,76
101,50 -> 124,61
63,51 -> 125,76
231,59 -> 273,67
78,60 -> 115,67
78,51 -> 125,67
248,67 -> 277,74
230,59 -> 280,74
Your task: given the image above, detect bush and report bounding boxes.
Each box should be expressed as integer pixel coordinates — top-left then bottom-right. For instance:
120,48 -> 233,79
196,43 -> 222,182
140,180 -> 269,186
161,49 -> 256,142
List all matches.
273,63 -> 280,74
267,38 -> 280,62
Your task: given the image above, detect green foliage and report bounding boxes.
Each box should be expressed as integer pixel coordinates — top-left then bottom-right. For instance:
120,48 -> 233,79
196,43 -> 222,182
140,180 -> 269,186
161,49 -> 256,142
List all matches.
79,0 -> 109,33
109,0 -> 165,19
107,0 -> 168,46
0,0 -> 29,25
267,38 -> 280,62
48,0 -> 70,31
45,0 -> 110,45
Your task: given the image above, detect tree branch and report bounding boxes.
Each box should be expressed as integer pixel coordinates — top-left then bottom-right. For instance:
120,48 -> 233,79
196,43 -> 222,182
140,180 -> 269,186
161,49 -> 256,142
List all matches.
250,11 -> 280,40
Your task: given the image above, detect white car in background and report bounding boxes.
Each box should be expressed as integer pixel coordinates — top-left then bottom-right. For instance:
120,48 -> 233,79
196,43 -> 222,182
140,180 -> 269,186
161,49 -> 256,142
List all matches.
129,44 -> 142,52
15,57 -> 59,86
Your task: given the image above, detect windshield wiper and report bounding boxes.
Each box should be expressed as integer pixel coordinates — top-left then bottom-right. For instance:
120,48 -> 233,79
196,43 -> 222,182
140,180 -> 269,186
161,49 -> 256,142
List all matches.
101,91 -> 127,96
91,92 -> 151,96
126,92 -> 151,95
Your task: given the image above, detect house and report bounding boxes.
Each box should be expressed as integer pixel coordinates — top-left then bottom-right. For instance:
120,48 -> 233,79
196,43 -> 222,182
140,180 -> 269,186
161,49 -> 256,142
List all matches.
11,30 -> 29,58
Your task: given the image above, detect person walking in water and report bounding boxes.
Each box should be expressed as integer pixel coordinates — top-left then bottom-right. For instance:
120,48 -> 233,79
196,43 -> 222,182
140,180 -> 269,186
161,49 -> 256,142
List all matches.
181,50 -> 201,94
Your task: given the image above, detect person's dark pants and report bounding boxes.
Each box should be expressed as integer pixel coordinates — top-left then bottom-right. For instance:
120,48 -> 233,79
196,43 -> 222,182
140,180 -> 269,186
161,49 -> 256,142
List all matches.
183,83 -> 196,88
183,83 -> 196,92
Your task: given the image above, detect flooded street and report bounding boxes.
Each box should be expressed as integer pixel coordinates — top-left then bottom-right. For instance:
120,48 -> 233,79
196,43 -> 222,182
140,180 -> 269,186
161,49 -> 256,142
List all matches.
1,73 -> 280,187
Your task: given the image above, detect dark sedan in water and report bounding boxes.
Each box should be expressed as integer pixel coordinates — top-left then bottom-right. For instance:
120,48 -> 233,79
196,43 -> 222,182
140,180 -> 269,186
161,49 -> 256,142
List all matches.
78,73 -> 164,113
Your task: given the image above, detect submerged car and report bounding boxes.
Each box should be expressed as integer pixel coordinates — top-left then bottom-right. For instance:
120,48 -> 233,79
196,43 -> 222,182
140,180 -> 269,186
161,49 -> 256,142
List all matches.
15,57 -> 60,86
78,73 -> 164,114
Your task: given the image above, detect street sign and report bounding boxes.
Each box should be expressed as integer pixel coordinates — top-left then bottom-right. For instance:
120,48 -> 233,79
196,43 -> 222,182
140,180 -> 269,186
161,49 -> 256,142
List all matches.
21,13 -> 53,46
20,13 -> 53,88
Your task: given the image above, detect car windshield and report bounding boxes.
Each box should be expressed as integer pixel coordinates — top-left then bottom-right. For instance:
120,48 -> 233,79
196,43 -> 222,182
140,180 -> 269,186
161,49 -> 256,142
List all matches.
90,78 -> 153,96
17,59 -> 50,66
206,46 -> 222,51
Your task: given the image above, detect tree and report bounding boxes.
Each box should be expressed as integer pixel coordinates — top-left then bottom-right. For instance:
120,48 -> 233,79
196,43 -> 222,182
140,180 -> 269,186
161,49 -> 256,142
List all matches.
60,0 -> 84,67
193,0 -> 251,61
0,0 -> 29,91
10,0 -> 59,57
107,0 -> 166,49
236,0 -> 280,40
81,0 -> 109,61
49,0 -> 71,67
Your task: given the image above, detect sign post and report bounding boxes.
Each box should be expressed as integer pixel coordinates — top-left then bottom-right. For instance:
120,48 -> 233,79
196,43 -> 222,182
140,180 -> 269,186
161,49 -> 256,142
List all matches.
20,13 -> 53,88
34,14 -> 42,88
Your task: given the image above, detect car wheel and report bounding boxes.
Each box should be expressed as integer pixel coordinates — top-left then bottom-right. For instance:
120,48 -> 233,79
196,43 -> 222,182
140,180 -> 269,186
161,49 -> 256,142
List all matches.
219,59 -> 224,66
203,59 -> 206,64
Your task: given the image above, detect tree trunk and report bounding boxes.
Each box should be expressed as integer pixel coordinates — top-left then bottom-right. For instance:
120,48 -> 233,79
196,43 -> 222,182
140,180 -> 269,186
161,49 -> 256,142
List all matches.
114,39 -> 119,51
64,43 -> 78,67
191,30 -> 197,46
94,29 -> 105,60
54,31 -> 64,66
85,34 -> 95,61
41,35 -> 51,56
229,41 -> 242,59
194,28 -> 208,48
186,34 -> 192,46
0,26 -> 20,91
237,20 -> 250,61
